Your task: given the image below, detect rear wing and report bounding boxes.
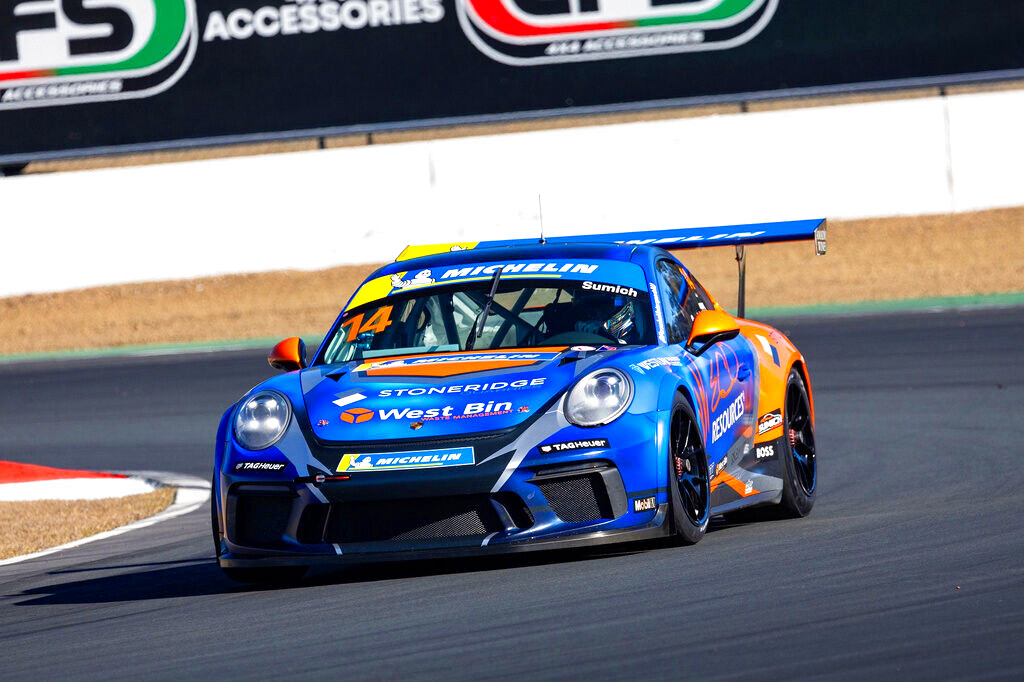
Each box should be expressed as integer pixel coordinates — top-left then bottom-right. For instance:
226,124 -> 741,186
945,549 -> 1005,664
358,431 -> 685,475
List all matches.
397,219 -> 826,260
396,219 -> 827,317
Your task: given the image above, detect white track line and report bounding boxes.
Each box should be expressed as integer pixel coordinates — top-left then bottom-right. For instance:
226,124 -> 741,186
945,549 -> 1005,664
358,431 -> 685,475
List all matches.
0,479 -> 210,567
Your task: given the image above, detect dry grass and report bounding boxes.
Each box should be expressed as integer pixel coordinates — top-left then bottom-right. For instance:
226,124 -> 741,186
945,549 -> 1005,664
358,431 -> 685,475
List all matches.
1,207 -> 1022,356
0,487 -> 175,560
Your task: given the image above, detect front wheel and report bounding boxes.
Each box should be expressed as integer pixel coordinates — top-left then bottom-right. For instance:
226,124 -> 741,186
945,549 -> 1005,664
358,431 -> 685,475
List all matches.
778,369 -> 817,517
667,395 -> 710,544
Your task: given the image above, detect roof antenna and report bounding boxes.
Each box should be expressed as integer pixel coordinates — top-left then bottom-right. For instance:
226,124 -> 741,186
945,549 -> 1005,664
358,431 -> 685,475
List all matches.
537,195 -> 546,244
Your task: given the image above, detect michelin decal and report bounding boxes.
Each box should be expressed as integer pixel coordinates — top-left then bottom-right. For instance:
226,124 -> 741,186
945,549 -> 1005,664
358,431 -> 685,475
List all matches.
337,446 -> 474,472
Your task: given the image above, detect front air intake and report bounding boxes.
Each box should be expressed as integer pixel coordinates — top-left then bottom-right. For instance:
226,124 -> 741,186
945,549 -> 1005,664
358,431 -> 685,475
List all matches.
535,473 -> 614,523
323,495 -> 504,544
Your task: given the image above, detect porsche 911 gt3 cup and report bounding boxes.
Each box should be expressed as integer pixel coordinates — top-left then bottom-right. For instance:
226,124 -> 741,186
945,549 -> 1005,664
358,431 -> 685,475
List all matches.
212,219 -> 825,582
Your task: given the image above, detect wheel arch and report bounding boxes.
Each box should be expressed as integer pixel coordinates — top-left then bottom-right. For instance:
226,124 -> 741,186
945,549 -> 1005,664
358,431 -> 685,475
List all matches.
788,357 -> 816,427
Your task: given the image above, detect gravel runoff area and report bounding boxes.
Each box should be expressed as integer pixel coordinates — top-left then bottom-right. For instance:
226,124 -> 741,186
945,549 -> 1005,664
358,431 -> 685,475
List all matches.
2,206 -> 1022,355
0,488 -> 175,560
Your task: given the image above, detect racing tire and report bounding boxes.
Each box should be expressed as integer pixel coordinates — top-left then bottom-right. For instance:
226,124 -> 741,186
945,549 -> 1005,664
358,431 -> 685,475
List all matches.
221,566 -> 308,585
778,369 -> 817,517
667,395 -> 710,545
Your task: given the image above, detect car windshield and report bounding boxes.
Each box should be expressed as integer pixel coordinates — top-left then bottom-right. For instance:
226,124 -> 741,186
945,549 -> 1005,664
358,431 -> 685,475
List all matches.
319,279 -> 657,364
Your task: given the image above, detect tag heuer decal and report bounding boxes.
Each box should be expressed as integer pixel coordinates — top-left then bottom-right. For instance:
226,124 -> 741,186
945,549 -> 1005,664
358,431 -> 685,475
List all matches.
457,0 -> 778,65
0,0 -> 197,110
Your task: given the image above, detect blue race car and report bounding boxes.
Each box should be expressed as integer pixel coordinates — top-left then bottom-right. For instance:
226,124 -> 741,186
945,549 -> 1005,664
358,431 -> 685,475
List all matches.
212,220 -> 826,582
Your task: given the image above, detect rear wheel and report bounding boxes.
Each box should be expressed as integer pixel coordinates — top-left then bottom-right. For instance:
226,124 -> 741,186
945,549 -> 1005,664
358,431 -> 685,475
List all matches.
778,369 -> 817,517
667,396 -> 710,544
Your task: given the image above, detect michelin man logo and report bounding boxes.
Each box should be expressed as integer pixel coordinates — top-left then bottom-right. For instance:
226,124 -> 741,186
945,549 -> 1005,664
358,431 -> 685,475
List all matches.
349,456 -> 374,470
391,269 -> 435,289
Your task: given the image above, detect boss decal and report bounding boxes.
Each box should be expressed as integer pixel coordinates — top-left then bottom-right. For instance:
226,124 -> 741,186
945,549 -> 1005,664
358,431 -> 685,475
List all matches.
756,445 -> 774,459
456,0 -> 778,66
0,0 -> 197,109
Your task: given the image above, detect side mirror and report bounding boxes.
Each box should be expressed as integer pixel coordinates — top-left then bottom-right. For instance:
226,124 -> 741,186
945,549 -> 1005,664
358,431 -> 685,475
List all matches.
686,310 -> 740,356
268,337 -> 307,372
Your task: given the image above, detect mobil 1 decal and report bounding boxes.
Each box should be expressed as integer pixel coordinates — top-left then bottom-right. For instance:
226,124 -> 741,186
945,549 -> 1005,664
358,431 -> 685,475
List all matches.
0,0 -> 197,109
457,0 -> 777,65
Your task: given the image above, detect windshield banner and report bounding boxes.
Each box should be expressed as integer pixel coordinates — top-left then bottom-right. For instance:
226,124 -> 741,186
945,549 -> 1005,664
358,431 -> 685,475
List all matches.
347,259 -> 649,310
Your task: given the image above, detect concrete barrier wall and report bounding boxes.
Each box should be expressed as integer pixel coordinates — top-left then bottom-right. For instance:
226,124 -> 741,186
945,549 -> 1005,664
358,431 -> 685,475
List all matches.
2,89 -> 1022,298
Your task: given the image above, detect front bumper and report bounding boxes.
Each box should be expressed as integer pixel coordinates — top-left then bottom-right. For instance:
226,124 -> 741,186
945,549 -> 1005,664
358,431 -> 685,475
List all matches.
218,504 -> 670,568
215,406 -> 670,565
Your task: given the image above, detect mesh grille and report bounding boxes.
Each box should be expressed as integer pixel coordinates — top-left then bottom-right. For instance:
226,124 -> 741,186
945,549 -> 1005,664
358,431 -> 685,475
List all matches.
232,494 -> 294,547
536,473 -> 612,523
297,504 -> 330,544
324,495 -> 502,544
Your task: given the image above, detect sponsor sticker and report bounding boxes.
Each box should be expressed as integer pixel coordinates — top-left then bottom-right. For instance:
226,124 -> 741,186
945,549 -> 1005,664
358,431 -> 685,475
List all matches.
711,393 -> 745,443
339,407 -> 373,423
377,378 -> 546,397
234,461 -> 287,472
337,446 -> 474,472
580,281 -> 638,297
538,438 -> 610,454
628,355 -> 682,375
632,495 -> 657,513
757,410 -> 783,435
333,392 -> 367,407
391,270 -> 435,289
360,352 -> 558,372
756,445 -> 774,459
457,0 -> 779,66
0,0 -> 198,110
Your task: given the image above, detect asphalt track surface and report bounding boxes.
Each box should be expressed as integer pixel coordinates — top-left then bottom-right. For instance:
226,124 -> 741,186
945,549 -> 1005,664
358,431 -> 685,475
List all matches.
1,307 -> 1022,680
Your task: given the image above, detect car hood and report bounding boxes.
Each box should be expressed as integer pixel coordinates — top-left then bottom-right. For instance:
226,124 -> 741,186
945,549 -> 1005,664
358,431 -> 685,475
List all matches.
300,348 -> 590,442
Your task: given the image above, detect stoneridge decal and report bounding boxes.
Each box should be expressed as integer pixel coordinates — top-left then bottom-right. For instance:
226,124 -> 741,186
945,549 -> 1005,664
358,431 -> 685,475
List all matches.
337,446 -> 474,472
456,0 -> 778,66
0,0 -> 198,110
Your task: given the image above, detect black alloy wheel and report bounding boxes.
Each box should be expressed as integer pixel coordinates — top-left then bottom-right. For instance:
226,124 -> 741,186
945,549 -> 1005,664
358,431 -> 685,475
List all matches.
779,369 -> 817,517
668,395 -> 710,544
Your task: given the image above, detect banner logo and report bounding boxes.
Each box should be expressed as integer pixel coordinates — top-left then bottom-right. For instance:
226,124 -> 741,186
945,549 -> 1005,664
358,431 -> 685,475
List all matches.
457,0 -> 777,65
0,0 -> 197,109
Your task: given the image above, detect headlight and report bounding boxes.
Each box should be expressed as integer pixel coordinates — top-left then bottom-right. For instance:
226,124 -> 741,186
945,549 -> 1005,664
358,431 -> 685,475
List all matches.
234,391 -> 291,450
564,368 -> 634,427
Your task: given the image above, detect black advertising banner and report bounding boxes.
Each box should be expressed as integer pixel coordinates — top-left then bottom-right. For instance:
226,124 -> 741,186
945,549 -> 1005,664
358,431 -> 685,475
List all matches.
2,0 -> 1023,162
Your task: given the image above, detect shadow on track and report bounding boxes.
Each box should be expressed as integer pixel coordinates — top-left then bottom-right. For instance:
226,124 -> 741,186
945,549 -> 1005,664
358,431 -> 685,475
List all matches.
12,539 -> 689,604
12,519 -> 752,606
